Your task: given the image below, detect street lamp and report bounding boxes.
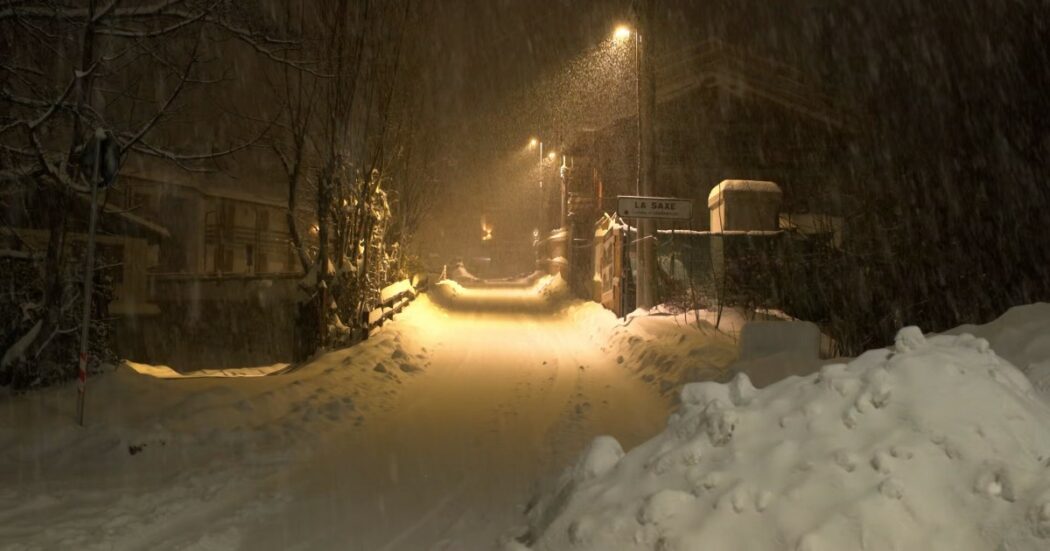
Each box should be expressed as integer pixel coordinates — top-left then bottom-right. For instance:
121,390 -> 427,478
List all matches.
612,10 -> 656,310
529,138 -> 550,235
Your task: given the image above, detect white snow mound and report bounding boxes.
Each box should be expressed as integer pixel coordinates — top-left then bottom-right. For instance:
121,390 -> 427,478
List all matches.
944,302 -> 1050,398
522,327 -> 1050,550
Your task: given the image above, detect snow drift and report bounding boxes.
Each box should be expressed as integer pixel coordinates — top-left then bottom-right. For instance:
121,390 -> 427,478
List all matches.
519,326 -> 1050,550
945,302 -> 1050,398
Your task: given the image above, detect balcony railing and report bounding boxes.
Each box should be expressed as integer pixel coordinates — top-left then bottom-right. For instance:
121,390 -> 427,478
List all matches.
204,224 -> 291,250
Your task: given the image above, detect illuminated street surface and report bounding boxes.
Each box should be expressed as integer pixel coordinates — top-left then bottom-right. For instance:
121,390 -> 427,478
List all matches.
242,279 -> 671,549
0,277 -> 694,549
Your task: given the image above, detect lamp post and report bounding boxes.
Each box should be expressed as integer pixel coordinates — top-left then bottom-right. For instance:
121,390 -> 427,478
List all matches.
529,138 -> 562,235
528,138 -> 545,234
614,2 -> 657,311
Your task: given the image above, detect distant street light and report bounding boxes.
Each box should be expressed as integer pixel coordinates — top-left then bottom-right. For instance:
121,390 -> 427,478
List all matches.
547,151 -> 557,161
613,25 -> 632,41
529,138 -> 549,235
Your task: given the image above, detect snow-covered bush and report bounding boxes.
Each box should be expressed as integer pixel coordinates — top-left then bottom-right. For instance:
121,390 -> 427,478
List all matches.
0,255 -> 114,390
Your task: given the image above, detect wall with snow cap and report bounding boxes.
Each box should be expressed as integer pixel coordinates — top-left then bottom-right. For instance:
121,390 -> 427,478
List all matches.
708,179 -> 782,233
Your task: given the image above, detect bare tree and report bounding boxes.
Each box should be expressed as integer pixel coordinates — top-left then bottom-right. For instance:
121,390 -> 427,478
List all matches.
270,0 -> 430,361
0,0 -> 308,386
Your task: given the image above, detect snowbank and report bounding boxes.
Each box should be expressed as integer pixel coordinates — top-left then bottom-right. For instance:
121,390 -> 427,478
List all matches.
726,320 -> 837,388
429,274 -> 573,314
0,328 -> 427,549
591,310 -> 737,397
520,327 -> 1050,550
944,302 -> 1050,398
449,262 -> 479,283
125,360 -> 290,379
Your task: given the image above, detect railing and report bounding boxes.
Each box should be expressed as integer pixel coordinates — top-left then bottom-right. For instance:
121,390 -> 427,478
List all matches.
203,224 -> 291,247
365,276 -> 428,332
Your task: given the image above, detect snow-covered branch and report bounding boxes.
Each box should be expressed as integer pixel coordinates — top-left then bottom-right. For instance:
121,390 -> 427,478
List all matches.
0,73 -> 81,135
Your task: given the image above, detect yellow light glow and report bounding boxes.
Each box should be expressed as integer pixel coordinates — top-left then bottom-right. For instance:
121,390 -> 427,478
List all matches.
547,151 -> 557,160
528,138 -> 539,149
613,25 -> 632,41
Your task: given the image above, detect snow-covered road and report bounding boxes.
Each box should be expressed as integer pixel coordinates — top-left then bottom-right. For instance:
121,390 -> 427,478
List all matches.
237,282 -> 670,550
8,281 -> 1048,550
2,277 -> 719,550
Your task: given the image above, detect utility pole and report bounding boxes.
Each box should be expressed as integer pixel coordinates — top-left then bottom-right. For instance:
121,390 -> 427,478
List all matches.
560,155 -> 568,229
538,141 -> 547,236
635,0 -> 657,310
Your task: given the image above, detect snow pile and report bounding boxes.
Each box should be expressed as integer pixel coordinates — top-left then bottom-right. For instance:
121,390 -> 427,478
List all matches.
449,262 -> 480,283
0,328 -> 426,549
728,320 -> 833,388
429,274 -> 573,314
519,327 -> 1050,550
125,360 -> 290,379
594,311 -> 737,397
945,303 -> 1050,398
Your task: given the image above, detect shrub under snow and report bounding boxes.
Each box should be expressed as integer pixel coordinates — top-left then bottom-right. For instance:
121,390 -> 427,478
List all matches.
520,327 -> 1050,550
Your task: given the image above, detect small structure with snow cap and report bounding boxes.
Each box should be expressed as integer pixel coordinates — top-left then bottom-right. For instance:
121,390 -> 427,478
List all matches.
707,179 -> 782,232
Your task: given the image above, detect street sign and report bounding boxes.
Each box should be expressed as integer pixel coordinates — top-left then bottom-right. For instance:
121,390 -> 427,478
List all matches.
79,130 -> 121,188
617,195 -> 693,221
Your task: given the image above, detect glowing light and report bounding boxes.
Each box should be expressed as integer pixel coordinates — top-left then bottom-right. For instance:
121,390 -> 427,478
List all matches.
613,25 -> 632,41
309,224 -> 319,235
547,151 -> 557,161
528,138 -> 539,149
481,215 -> 493,240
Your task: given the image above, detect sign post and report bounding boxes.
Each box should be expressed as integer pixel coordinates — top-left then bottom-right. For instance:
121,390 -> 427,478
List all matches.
617,195 -> 693,221
76,129 -> 119,426
616,195 -> 692,315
